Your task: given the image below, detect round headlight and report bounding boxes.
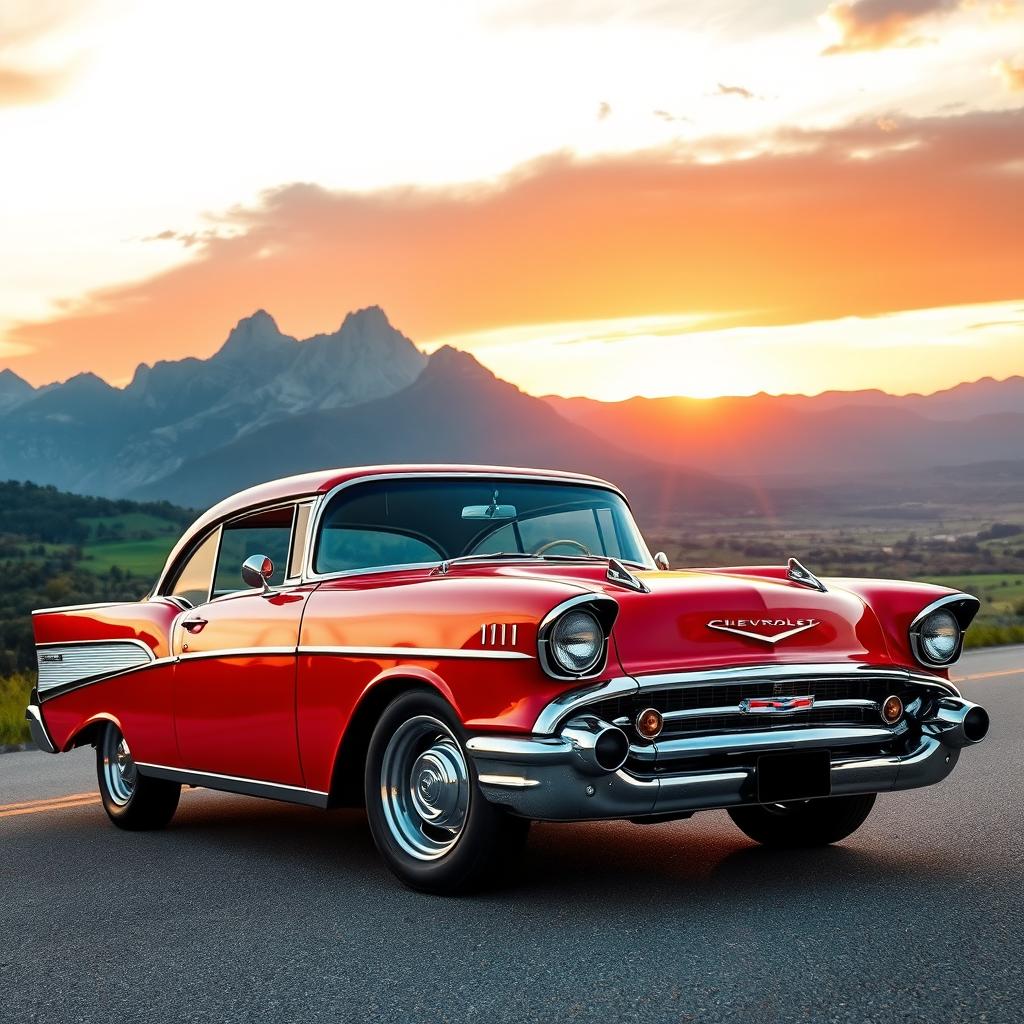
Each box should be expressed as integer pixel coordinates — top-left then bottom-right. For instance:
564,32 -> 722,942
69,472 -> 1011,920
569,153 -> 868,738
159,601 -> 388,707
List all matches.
549,609 -> 603,675
918,609 -> 960,664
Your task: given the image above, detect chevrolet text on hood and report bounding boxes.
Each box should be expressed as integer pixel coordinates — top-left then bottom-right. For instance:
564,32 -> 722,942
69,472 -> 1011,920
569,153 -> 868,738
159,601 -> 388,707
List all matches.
27,465 -> 990,894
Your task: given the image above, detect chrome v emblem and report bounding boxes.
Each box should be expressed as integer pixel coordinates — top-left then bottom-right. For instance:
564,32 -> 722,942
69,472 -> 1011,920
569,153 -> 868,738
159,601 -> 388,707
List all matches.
706,618 -> 820,644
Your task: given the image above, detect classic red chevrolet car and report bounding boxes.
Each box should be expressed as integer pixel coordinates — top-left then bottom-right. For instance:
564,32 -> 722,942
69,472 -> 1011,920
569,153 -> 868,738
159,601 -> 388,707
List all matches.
29,465 -> 989,892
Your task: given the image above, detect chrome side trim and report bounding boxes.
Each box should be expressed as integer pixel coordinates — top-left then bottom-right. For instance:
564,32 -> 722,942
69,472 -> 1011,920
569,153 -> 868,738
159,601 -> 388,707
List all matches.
37,654 -> 178,702
135,762 -> 329,808
298,644 -> 532,661
179,646 -> 297,661
36,639 -> 155,694
31,601 -> 123,616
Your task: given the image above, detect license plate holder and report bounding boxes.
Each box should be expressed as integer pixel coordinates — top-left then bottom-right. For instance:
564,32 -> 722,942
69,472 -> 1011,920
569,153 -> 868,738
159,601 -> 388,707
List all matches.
756,749 -> 832,803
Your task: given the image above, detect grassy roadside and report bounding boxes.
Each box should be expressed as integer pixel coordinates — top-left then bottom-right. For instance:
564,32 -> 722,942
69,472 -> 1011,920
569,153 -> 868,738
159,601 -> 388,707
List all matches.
0,672 -> 33,746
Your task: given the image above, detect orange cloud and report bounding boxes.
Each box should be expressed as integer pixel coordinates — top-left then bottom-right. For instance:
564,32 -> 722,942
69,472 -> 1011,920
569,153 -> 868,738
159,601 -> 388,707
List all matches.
820,0 -> 960,54
4,107 -> 1024,385
0,66 -> 69,106
994,56 -> 1024,90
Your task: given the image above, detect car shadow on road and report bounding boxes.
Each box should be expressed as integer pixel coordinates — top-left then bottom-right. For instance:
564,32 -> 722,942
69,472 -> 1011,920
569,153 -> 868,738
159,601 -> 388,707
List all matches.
161,791 -> 965,912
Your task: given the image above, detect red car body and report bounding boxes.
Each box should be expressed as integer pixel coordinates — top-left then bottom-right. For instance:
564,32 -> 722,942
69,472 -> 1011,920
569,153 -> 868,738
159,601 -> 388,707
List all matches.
27,465 -> 990,889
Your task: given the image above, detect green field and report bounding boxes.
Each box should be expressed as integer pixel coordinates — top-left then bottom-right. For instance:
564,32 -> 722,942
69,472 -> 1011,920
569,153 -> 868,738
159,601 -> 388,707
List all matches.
80,537 -> 176,578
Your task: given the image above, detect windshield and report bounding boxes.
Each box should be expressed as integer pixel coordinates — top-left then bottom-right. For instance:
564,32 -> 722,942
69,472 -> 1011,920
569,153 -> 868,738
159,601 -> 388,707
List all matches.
313,477 -> 652,575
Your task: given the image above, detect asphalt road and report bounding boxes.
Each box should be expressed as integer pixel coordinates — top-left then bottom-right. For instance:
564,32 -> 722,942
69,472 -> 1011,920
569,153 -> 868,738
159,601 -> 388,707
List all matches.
3,648 -> 1023,1024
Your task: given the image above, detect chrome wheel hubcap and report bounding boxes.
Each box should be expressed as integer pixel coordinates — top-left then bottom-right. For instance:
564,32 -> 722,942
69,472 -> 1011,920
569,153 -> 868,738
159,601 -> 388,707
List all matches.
380,716 -> 470,861
102,726 -> 137,806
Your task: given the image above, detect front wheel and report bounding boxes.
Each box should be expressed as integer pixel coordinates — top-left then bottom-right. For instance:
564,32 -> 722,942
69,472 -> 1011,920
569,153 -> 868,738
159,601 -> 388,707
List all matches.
364,691 -> 530,894
96,722 -> 180,830
728,793 -> 876,847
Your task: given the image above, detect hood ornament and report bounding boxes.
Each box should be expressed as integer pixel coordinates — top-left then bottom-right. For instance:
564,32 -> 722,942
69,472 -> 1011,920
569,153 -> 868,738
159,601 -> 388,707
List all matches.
787,557 -> 827,593
707,618 -> 820,643
606,559 -> 650,593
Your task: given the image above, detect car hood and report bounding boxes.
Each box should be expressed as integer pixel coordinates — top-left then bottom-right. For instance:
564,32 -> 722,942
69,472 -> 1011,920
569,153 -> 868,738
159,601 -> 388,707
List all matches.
593,568 -> 893,677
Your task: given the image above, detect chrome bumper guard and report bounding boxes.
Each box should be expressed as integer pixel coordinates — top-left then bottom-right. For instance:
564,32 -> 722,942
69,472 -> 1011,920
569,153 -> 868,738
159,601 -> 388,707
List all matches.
26,702 -> 57,754
467,699 -> 984,822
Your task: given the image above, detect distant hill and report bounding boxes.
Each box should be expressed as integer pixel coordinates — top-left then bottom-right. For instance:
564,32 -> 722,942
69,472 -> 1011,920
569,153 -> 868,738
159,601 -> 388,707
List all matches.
546,380 -> 1024,482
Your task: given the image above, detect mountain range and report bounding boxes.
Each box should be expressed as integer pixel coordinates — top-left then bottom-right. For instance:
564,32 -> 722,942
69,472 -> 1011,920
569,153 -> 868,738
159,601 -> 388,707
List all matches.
0,307 -> 1021,515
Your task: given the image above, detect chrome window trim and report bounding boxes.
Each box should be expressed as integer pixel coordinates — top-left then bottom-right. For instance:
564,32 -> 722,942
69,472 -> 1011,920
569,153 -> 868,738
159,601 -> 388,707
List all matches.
155,497 -> 317,597
302,471 -> 642,584
531,661 -> 959,735
908,592 -> 978,668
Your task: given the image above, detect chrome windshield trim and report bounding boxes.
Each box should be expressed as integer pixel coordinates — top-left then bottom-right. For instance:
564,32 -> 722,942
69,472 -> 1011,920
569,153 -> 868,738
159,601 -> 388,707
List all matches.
302,470 -> 643,583
298,644 -> 533,661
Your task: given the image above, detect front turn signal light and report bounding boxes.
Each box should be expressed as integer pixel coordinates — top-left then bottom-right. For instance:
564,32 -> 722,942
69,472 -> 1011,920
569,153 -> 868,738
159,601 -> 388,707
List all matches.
881,694 -> 904,725
636,707 -> 664,739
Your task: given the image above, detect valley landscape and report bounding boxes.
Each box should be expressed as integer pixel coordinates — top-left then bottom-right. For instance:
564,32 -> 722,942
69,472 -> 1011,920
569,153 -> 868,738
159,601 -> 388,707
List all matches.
0,307 -> 1022,743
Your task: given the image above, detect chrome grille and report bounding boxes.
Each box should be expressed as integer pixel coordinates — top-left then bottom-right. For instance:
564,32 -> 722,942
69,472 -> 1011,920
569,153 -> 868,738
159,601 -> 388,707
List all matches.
595,676 -> 916,739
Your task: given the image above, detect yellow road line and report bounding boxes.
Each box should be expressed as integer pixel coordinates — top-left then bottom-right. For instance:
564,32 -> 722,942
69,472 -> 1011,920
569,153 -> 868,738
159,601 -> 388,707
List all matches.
0,793 -> 101,818
952,668 -> 1024,682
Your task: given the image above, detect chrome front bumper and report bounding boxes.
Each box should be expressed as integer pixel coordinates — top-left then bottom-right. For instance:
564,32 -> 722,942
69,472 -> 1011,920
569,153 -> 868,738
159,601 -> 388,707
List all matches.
467,705 -> 981,822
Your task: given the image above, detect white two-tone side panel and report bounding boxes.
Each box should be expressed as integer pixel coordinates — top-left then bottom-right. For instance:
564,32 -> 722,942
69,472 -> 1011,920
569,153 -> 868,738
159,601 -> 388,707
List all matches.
36,640 -> 155,693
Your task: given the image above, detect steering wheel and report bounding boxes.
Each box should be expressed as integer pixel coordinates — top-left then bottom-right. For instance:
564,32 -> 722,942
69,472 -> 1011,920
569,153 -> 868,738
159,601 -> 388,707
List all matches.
534,538 -> 592,557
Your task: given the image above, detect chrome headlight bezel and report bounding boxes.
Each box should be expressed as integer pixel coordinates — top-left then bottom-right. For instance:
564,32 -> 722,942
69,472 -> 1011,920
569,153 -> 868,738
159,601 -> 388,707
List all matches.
908,594 -> 978,668
537,595 -> 618,680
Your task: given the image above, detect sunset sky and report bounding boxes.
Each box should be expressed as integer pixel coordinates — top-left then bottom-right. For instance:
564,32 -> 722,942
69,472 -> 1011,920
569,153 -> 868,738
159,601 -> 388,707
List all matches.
1,0 -> 1022,399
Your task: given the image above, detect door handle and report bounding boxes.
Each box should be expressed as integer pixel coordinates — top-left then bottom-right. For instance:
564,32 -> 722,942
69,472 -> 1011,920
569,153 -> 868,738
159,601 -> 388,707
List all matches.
181,616 -> 208,634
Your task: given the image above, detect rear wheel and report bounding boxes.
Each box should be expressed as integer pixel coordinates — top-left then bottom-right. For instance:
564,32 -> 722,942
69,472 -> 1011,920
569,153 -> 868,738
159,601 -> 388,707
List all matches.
96,722 -> 180,830
364,691 -> 529,894
728,793 -> 876,847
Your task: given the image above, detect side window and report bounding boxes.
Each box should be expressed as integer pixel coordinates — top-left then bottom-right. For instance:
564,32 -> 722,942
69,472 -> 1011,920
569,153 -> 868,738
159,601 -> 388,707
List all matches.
212,506 -> 295,597
167,530 -> 219,607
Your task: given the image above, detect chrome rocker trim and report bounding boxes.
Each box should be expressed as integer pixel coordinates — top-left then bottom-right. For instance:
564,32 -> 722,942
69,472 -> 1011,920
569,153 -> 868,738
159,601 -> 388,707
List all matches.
135,763 -> 330,808
470,696 -> 986,822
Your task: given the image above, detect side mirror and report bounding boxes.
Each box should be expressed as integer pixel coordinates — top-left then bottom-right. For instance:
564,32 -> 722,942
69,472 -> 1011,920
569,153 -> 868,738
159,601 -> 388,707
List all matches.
654,551 -> 671,570
241,553 -> 274,593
